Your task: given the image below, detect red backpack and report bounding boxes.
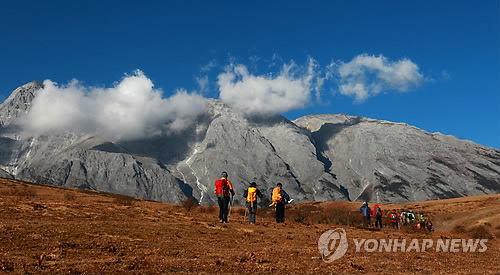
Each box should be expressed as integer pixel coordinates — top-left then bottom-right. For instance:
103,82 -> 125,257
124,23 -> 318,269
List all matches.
215,178 -> 229,197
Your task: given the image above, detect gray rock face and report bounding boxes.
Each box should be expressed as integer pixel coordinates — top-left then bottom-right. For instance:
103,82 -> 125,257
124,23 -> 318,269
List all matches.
294,114 -> 500,203
0,82 -> 499,204
0,81 -> 43,127
0,168 -> 13,179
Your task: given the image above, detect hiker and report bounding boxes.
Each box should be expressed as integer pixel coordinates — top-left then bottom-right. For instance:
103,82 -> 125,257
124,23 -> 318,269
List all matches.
214,171 -> 235,223
270,183 -> 290,223
390,209 -> 399,229
372,204 -> 383,228
243,182 -> 263,224
426,220 -> 434,232
418,213 -> 426,230
400,209 -> 407,226
359,202 -> 371,226
407,210 -> 416,224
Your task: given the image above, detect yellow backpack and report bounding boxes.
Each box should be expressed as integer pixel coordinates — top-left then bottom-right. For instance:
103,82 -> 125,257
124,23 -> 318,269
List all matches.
247,187 -> 257,206
271,187 -> 282,206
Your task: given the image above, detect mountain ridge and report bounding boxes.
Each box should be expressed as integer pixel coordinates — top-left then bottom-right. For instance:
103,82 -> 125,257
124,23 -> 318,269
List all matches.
0,82 -> 498,204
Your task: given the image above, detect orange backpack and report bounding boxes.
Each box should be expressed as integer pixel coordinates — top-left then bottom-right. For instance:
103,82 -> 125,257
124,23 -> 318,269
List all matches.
271,187 -> 282,205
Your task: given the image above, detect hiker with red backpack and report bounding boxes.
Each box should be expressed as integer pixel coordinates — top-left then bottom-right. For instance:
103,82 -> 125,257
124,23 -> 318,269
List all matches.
372,204 -> 383,228
214,171 -> 235,223
390,209 -> 399,229
269,183 -> 290,223
242,182 -> 263,224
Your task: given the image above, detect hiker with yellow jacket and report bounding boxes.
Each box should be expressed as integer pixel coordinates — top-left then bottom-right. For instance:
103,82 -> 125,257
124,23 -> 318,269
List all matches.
243,182 -> 263,224
270,183 -> 290,223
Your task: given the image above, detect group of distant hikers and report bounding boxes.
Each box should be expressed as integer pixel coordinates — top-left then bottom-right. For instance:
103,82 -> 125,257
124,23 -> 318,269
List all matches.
213,171 -> 435,231
214,171 -> 290,224
360,202 -> 434,231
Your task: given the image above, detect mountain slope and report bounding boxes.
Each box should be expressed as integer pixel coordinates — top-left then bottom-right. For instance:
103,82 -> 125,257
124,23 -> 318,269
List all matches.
294,114 -> 500,203
0,82 -> 499,204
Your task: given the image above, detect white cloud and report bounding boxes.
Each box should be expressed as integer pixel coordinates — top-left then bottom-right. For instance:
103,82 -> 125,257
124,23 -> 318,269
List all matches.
196,75 -> 209,93
19,70 -> 206,141
217,58 -> 325,114
337,54 -> 423,102
200,59 -> 217,73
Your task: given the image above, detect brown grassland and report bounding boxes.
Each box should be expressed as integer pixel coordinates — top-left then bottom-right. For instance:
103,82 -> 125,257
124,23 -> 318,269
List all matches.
0,178 -> 499,274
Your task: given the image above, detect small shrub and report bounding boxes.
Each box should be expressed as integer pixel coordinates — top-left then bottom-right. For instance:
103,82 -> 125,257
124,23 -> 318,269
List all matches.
0,260 -> 14,271
468,225 -> 494,239
198,205 -> 217,214
182,198 -> 198,212
288,208 -> 309,223
8,187 -> 36,198
113,194 -> 135,206
64,192 -> 77,201
452,225 -> 467,234
312,206 -> 365,226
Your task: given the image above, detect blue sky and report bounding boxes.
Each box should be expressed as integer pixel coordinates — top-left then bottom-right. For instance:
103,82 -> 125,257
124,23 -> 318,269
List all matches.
1,1 -> 499,147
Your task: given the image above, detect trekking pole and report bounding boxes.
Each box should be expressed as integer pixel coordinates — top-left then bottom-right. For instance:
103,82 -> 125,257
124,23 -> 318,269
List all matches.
228,195 -> 233,222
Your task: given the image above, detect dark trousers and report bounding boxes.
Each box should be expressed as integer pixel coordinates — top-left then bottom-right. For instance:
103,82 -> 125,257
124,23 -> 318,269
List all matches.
276,203 -> 285,223
392,221 -> 399,229
218,196 -> 229,222
364,216 -> 371,226
375,216 -> 383,228
246,202 -> 257,224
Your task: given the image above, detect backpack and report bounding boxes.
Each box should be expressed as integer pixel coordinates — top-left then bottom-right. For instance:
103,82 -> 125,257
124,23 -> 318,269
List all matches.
215,178 -> 230,197
375,207 -> 382,217
390,213 -> 397,221
272,187 -> 282,204
408,213 -> 415,221
247,187 -> 257,206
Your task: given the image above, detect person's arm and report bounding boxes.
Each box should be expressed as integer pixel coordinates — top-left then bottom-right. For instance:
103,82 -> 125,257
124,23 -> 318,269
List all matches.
257,189 -> 263,198
227,180 -> 235,196
243,189 -> 248,199
282,190 -> 290,202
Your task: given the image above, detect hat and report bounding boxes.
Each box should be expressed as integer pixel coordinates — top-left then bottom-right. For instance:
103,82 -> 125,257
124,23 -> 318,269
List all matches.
277,183 -> 282,187
363,202 -> 368,205
221,171 -> 228,178
250,182 -> 256,187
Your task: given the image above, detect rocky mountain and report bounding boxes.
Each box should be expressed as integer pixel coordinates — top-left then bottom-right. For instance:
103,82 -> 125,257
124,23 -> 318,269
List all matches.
0,82 -> 499,204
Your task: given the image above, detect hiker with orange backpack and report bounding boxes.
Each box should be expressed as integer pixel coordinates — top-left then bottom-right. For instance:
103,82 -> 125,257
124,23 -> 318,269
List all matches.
214,171 -> 235,223
269,183 -> 290,223
242,182 -> 263,224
